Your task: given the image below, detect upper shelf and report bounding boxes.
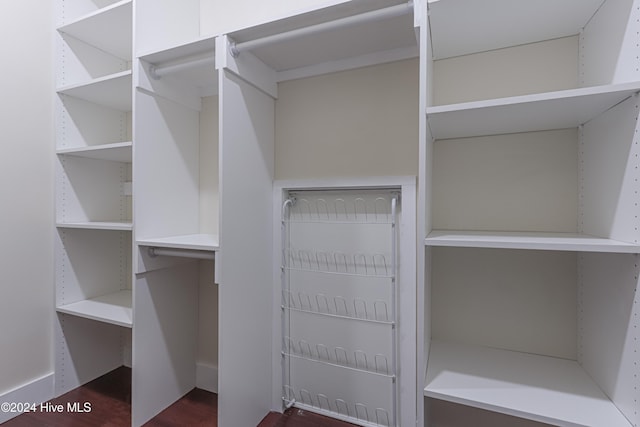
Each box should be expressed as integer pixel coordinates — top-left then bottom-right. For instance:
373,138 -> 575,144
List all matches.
425,230 -> 640,253
227,0 -> 418,77
137,234 -> 219,251
427,82 -> 640,139
57,0 -> 132,60
139,36 -> 218,93
424,340 -> 632,427
57,70 -> 132,111
427,0 -> 604,59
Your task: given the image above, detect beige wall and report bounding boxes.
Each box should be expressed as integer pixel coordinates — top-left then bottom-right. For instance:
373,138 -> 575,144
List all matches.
0,2 -> 54,395
433,36 -> 578,105
275,58 -> 419,180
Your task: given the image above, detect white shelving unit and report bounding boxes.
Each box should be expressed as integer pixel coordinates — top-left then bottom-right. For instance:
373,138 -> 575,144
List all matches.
419,0 -> 640,426
212,2 -> 422,424
54,0 -> 133,400
131,22 -> 220,424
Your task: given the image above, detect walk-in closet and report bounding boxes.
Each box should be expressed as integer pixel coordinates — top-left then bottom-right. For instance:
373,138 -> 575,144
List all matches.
3,1 -> 636,427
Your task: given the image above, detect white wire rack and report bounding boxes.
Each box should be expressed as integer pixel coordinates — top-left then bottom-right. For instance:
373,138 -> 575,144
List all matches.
283,385 -> 392,427
285,249 -> 393,278
283,336 -> 393,376
282,290 -> 393,323
281,188 -> 399,427
287,195 -> 393,224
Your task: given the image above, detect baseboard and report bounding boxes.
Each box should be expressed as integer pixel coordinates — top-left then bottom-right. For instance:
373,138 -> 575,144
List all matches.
0,373 -> 54,423
196,362 -> 218,393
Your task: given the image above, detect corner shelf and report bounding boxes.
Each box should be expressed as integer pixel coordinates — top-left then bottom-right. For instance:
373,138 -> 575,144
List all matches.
427,82 -> 640,139
57,0 -> 132,59
57,290 -> 132,328
56,221 -> 133,231
57,70 -> 132,111
56,141 -> 132,163
425,230 -> 640,253
136,233 -> 219,251
424,340 -> 631,427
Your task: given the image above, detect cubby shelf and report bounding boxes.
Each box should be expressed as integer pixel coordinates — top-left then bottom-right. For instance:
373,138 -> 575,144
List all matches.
425,230 -> 640,253
56,221 -> 133,231
57,142 -> 132,162
427,82 -> 640,139
57,0 -> 132,59
427,0 -> 604,59
424,340 -> 631,427
57,70 -> 132,111
57,290 -> 132,328
136,233 -> 219,251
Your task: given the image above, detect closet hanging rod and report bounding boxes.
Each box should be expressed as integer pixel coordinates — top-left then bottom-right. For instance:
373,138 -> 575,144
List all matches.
148,246 -> 215,260
149,55 -> 215,80
230,1 -> 414,57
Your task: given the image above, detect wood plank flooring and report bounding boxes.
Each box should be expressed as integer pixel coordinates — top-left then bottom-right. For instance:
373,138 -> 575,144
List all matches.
1,367 -> 356,427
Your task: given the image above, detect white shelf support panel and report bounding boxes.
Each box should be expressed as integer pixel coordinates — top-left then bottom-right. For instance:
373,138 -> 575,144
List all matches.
424,340 -> 632,427
230,1 -> 414,57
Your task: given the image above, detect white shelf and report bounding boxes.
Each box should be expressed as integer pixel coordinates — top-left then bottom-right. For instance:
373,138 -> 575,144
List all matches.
425,230 -> 640,253
136,233 -> 219,251
228,0 -> 417,75
427,82 -> 640,139
57,70 -> 132,111
57,290 -> 132,328
424,340 -> 632,427
428,0 -> 604,59
57,0 -> 132,59
56,221 -> 133,231
56,142 -> 132,163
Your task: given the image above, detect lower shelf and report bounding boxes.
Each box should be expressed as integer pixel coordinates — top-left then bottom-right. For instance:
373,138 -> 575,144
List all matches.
425,230 -> 640,253
57,290 -> 132,328
56,221 -> 133,231
136,233 -> 219,251
424,340 -> 631,427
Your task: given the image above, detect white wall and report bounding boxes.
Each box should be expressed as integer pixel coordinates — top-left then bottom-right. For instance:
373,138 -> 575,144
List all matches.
0,1 -> 54,395
433,36 -> 578,105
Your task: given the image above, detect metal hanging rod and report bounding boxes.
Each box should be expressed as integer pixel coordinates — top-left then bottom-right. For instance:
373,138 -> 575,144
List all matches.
149,55 -> 215,80
148,246 -> 215,260
230,1 -> 414,57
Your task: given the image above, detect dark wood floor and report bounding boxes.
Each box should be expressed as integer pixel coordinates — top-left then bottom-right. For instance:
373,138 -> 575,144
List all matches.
1,367 -> 355,427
